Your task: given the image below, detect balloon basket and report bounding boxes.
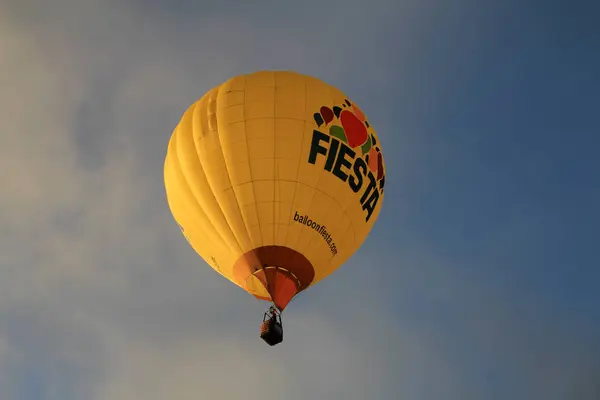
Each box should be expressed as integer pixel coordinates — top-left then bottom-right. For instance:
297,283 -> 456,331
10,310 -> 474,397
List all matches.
260,318 -> 283,346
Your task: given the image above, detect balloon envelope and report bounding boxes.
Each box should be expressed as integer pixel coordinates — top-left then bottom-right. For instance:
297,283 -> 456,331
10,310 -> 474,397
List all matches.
164,71 -> 386,310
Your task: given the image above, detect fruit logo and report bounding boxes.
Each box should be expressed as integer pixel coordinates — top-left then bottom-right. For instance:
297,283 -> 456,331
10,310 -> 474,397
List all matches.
313,99 -> 385,192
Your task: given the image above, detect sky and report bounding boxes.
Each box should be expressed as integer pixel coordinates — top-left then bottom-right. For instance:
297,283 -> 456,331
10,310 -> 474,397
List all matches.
1,0 -> 599,399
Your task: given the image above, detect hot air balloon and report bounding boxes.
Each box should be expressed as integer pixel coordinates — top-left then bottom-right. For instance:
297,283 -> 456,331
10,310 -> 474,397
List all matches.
163,71 -> 386,346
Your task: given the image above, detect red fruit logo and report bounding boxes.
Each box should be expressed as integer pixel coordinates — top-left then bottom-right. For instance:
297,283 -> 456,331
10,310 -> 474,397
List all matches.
340,110 -> 368,148
313,99 -> 385,192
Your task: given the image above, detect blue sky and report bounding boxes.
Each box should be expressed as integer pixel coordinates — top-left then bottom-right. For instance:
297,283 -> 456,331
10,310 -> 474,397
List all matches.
1,0 -> 599,399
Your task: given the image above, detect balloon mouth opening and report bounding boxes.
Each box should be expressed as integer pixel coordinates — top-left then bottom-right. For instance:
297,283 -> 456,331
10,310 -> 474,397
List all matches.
247,266 -> 301,311
233,245 -> 315,311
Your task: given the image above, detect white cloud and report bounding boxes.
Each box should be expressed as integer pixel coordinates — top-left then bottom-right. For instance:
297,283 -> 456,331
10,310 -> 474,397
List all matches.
0,2 -> 429,399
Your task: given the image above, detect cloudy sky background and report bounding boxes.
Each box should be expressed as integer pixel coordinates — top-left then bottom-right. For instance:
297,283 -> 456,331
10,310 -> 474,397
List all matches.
2,0 -> 599,399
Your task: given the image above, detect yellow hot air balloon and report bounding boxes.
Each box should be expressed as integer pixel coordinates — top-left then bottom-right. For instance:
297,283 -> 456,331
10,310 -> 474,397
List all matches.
164,71 -> 386,345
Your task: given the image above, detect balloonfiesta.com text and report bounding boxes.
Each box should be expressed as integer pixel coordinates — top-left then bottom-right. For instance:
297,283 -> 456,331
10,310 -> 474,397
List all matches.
293,211 -> 338,256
